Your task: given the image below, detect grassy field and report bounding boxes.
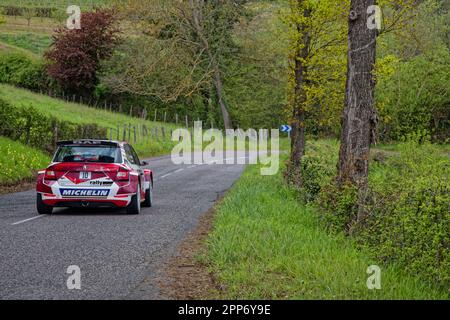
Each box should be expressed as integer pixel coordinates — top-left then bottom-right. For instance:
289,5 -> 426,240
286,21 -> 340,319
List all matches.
0,32 -> 51,55
0,136 -> 49,184
205,152 -> 448,299
0,84 -> 179,157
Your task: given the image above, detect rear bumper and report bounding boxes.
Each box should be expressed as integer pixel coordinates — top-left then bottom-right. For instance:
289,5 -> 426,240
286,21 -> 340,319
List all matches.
42,198 -> 129,208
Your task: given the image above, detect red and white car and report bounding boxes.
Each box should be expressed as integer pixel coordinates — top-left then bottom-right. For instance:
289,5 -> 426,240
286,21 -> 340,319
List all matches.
36,140 -> 153,215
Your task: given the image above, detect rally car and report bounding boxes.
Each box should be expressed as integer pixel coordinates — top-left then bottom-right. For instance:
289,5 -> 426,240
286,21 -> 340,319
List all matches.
36,140 -> 153,215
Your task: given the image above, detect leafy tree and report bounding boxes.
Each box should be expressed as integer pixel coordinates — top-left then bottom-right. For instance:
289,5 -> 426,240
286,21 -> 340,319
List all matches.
106,0 -> 247,129
45,9 -> 121,97
285,0 -> 348,184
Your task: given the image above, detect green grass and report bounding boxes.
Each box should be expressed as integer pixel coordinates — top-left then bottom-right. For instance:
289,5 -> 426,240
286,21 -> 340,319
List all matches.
0,84 -> 179,157
0,136 -> 49,184
0,33 -> 51,55
205,155 -> 448,299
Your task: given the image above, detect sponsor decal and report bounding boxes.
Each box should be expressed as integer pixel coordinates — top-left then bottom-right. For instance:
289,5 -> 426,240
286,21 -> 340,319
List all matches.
89,180 -> 113,186
60,188 -> 110,197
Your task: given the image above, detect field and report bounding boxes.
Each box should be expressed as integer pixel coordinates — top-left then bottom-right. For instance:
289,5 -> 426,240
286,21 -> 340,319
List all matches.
0,32 -> 51,55
205,148 -> 449,299
0,84 -> 179,157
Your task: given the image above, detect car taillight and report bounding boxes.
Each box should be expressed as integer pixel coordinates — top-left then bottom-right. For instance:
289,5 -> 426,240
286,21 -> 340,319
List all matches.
117,170 -> 129,181
45,170 -> 57,180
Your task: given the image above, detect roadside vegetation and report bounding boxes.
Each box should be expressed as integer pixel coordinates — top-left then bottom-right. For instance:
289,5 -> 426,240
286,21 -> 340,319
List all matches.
0,136 -> 49,184
0,85 -> 178,157
206,143 -> 449,299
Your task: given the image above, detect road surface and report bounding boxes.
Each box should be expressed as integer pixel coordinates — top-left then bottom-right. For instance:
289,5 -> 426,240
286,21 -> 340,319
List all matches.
0,154 -> 247,299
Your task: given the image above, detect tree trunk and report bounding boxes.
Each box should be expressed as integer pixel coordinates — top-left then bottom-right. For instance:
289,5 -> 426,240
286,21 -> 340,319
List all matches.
290,3 -> 311,171
213,66 -> 233,129
189,0 -> 233,129
338,0 -> 378,220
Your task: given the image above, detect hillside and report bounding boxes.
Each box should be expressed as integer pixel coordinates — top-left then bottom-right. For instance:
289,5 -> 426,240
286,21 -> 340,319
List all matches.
0,84 -> 181,185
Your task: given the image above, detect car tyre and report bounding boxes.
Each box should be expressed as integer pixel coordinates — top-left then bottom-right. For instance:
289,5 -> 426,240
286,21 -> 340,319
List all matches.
142,182 -> 153,208
126,184 -> 141,215
36,193 -> 53,215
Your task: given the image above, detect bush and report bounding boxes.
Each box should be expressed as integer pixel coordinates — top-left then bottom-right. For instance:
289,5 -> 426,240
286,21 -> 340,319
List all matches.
313,140 -> 450,287
0,98 -> 106,152
0,53 -> 51,91
284,140 -> 339,203
376,48 -> 450,142
356,142 -> 450,286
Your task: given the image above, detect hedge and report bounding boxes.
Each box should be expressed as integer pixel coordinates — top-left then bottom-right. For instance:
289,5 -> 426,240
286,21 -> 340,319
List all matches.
0,98 -> 106,153
287,140 -> 450,289
0,52 -> 52,91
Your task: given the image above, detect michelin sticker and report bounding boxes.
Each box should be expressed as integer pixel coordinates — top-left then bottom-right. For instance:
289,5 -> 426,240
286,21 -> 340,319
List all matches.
60,189 -> 110,197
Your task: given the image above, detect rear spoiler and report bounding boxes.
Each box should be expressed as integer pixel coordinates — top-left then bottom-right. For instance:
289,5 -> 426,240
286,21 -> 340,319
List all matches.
57,140 -> 119,147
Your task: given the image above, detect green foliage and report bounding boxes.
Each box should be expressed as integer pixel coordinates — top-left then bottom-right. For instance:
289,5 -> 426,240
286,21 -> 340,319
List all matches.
376,0 -> 450,142
0,98 -> 106,152
225,1 -> 289,129
205,156 -> 447,299
0,136 -> 49,184
285,139 -> 339,202
0,52 -> 50,90
357,141 -> 450,287
0,33 -> 51,55
302,140 -> 450,288
376,47 -> 450,142
286,0 -> 348,136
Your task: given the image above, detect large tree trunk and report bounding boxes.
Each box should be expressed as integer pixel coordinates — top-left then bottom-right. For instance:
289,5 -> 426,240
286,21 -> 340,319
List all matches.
338,0 -> 378,220
290,3 -> 311,171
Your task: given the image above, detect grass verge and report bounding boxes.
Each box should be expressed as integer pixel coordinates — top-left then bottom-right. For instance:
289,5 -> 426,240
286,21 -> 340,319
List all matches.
204,155 -> 448,299
0,136 -> 49,185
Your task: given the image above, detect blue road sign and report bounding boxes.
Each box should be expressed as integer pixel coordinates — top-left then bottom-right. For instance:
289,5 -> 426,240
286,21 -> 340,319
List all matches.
280,125 -> 292,133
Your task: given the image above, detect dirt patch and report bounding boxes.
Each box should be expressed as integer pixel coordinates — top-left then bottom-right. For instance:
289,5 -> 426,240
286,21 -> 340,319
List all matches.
159,197 -> 226,300
0,179 -> 35,195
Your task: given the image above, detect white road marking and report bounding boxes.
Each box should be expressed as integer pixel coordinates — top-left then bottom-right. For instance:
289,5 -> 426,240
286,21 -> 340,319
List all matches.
160,172 -> 173,179
174,169 -> 184,173
11,215 -> 46,226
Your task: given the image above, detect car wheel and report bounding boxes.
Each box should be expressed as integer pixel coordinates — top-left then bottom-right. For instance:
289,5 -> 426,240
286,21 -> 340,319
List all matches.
36,193 -> 53,215
142,182 -> 153,208
126,184 -> 141,215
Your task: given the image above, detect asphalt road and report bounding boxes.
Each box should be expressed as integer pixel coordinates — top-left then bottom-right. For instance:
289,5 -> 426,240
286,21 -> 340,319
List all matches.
0,153 -> 247,299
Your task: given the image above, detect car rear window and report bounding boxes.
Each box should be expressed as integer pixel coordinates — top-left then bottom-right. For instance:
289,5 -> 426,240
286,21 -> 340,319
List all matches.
53,145 -> 122,163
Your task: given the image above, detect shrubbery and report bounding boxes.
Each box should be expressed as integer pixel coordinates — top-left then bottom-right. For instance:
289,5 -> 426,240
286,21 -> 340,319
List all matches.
293,140 -> 450,288
0,98 -> 106,152
0,53 -> 51,91
376,48 -> 450,142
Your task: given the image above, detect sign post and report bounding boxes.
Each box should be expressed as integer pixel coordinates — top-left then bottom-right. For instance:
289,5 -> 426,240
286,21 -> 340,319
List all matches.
280,125 -> 292,139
